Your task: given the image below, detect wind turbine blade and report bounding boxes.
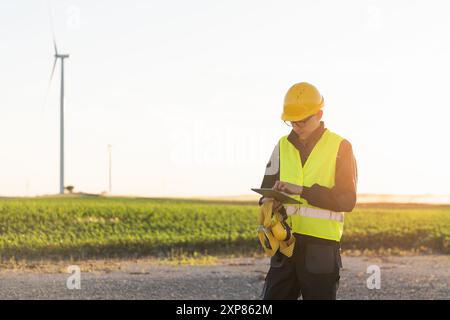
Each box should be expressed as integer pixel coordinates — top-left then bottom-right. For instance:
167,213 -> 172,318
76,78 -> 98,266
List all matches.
53,34 -> 58,55
42,58 -> 58,113
48,1 -> 58,55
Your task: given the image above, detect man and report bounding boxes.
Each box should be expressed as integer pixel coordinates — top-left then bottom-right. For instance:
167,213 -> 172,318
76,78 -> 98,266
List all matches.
259,82 -> 357,300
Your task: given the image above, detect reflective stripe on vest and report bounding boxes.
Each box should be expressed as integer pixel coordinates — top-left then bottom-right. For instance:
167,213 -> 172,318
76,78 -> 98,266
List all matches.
279,129 -> 344,241
285,205 -> 344,223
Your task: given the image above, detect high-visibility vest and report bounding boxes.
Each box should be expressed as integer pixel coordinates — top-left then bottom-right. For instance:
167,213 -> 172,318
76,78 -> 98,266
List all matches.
279,129 -> 344,241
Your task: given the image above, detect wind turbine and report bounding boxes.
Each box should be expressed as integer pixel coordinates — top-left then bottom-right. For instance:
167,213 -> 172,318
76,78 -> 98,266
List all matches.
47,15 -> 69,195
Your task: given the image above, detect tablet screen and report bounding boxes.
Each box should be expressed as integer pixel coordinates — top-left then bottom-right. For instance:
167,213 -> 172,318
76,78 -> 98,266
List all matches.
251,188 -> 300,204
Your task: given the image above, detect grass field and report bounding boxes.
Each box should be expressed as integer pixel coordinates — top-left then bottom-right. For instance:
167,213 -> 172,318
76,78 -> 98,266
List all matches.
0,197 -> 448,261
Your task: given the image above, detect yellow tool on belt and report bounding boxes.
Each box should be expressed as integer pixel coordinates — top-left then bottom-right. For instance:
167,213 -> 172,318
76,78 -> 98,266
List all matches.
257,199 -> 295,257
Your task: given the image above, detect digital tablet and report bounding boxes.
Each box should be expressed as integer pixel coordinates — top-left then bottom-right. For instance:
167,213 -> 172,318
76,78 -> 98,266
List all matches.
251,188 -> 301,204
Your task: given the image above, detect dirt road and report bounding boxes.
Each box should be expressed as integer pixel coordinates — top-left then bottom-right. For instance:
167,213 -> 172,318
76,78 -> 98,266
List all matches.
0,255 -> 448,299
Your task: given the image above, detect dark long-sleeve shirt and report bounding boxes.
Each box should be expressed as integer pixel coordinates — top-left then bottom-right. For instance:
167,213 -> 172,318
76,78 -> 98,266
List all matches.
259,122 -> 358,212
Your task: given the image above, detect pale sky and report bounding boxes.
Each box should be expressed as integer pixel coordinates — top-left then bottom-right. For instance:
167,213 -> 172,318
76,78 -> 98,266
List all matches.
1,0 -> 449,197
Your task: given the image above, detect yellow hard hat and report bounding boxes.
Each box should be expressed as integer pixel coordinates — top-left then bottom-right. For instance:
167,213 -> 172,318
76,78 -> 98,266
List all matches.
271,220 -> 291,242
279,236 -> 295,257
281,82 -> 324,122
257,226 -> 279,257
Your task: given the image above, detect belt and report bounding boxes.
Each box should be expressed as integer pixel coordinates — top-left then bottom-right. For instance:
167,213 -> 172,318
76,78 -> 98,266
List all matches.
285,205 -> 344,223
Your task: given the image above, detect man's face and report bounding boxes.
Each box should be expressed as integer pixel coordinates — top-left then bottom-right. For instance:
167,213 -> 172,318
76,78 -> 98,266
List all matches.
290,110 -> 323,141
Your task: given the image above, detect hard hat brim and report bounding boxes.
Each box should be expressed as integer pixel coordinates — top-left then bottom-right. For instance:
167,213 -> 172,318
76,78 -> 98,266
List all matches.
281,97 -> 324,122
281,108 -> 322,122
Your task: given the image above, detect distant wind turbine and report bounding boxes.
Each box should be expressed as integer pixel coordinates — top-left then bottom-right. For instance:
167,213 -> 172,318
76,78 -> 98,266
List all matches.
46,9 -> 69,195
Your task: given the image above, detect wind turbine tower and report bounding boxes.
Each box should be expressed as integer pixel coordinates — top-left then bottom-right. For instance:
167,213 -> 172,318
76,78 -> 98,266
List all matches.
48,19 -> 69,194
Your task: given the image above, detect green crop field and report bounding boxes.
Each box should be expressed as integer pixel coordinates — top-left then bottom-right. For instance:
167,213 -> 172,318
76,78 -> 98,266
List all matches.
0,197 -> 449,261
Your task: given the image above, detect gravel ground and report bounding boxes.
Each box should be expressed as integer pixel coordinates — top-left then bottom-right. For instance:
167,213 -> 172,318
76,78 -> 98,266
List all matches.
0,255 -> 448,300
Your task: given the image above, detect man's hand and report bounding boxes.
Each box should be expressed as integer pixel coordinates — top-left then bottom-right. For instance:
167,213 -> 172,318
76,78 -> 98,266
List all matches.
273,180 -> 303,196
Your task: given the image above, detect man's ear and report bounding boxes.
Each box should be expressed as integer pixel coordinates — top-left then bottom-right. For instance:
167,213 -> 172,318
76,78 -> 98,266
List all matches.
317,110 -> 323,121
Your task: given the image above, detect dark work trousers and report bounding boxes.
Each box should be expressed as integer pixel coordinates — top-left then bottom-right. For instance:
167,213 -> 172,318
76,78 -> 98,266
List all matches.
261,233 -> 342,300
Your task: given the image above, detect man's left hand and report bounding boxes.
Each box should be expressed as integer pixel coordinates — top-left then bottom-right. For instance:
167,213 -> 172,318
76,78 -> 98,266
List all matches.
273,180 -> 303,196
